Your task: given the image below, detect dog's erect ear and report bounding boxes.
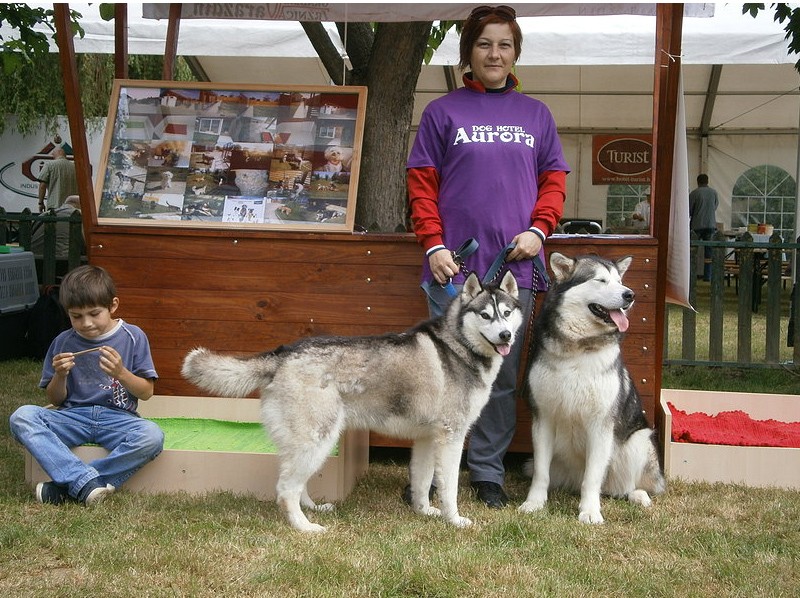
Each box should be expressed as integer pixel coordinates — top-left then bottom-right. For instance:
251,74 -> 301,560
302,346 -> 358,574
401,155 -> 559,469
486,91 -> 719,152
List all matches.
499,270 -> 519,298
616,256 -> 633,277
549,252 -> 575,283
463,272 -> 483,299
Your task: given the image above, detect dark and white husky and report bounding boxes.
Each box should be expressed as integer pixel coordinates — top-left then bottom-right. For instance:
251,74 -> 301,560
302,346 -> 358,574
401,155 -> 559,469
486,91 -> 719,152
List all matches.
519,253 -> 665,524
182,272 -> 522,533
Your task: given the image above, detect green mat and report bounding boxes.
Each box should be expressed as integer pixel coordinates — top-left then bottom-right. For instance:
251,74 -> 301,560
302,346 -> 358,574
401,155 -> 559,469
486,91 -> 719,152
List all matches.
148,418 -> 339,456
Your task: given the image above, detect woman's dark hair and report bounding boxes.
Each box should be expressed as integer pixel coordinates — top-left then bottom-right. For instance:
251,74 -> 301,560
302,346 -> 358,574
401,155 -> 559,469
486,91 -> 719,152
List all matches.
458,5 -> 522,71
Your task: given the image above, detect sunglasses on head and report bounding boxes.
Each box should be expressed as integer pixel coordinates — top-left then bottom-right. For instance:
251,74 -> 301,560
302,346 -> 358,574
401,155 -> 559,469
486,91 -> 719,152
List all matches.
468,5 -> 517,22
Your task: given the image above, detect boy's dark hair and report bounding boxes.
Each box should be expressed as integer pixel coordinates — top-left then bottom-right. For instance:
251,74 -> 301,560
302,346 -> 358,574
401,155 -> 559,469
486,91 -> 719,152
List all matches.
59,265 -> 117,310
697,173 -> 709,186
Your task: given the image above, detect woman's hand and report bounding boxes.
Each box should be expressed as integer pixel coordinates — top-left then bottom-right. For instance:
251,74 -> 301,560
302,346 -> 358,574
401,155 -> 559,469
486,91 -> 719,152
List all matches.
507,230 -> 543,262
428,249 -> 460,285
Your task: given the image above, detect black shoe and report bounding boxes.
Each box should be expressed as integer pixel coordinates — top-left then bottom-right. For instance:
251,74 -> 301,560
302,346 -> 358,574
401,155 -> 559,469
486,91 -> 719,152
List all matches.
470,481 -> 508,509
35,481 -> 69,505
401,483 -> 436,506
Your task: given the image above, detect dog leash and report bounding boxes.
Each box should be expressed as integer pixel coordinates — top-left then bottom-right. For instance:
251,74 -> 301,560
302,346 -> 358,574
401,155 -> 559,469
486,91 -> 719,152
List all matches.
481,241 -> 551,402
437,238 -> 551,404
441,238 -> 550,295
482,241 -> 551,288
442,238 -> 479,297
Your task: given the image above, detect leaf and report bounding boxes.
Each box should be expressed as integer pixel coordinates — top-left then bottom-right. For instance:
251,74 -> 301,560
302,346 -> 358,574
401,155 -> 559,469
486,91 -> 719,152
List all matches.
99,3 -> 116,22
0,4 -> 82,74
0,51 -> 23,76
742,3 -> 765,18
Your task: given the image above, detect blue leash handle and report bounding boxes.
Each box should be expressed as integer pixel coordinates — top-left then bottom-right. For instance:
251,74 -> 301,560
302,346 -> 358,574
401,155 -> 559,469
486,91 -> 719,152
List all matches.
442,238 -> 479,297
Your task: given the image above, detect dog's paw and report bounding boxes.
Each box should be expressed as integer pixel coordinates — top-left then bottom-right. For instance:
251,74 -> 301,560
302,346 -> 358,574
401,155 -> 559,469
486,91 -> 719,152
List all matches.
517,499 -> 546,514
448,515 -> 473,528
294,521 -> 328,533
627,489 -> 652,507
578,510 -> 605,525
416,505 -> 441,518
311,502 -> 336,512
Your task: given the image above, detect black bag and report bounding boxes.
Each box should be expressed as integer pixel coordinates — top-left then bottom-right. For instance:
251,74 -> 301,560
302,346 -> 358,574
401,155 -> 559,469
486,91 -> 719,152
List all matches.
24,285 -> 70,359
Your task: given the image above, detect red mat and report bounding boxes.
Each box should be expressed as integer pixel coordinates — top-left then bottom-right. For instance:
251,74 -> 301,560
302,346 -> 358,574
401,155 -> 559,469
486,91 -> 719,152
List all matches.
668,402 -> 800,448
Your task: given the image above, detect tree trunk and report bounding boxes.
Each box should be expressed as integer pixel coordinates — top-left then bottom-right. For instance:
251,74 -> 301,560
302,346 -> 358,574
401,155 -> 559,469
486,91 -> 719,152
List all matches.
303,20 -> 433,232
357,21 -> 433,232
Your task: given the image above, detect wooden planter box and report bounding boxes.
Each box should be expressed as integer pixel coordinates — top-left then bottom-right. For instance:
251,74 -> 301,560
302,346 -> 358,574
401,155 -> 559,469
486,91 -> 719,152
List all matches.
661,389 -> 800,489
24,395 -> 370,502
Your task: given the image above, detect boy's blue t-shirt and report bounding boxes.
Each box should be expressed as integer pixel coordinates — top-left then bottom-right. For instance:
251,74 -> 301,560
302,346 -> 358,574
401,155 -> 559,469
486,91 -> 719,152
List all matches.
40,319 -> 158,415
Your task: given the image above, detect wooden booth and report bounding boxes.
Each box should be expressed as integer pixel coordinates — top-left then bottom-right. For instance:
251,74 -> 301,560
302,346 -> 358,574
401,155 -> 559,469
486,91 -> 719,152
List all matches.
52,4 -> 684,455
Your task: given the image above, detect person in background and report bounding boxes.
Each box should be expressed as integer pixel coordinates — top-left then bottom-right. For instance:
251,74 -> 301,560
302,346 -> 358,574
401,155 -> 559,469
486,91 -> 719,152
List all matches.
689,173 -> 719,281
630,196 -> 651,230
406,5 -> 570,509
9,265 -> 164,506
30,195 -> 84,260
37,147 -> 79,212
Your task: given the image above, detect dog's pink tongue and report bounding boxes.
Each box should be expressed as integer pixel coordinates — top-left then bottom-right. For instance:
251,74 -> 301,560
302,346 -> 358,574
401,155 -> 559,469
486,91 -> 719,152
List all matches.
610,310 -> 629,332
496,344 -> 512,356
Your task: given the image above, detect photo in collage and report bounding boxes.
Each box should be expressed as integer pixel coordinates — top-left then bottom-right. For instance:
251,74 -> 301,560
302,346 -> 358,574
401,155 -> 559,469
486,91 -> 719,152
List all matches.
99,85 -> 360,227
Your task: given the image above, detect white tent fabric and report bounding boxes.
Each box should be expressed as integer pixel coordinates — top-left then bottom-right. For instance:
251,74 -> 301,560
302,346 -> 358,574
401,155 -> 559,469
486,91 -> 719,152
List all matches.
141,2 -> 714,23
668,69 -> 693,309
3,3 -> 792,66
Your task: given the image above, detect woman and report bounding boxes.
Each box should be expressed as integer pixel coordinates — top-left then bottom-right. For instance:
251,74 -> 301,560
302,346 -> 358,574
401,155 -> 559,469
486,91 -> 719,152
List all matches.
406,5 -> 570,508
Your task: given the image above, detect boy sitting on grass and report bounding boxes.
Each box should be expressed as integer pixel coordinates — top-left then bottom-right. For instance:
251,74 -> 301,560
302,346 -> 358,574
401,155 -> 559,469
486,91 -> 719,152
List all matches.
9,265 -> 163,505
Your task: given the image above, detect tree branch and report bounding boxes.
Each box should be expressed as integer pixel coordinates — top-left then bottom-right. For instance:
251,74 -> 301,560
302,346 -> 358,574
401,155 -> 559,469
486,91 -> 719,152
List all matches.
300,21 -> 348,85
335,21 -> 373,83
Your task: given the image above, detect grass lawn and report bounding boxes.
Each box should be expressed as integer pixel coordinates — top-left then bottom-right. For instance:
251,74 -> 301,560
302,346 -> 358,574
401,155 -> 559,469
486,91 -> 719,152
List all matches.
1,358 -> 799,597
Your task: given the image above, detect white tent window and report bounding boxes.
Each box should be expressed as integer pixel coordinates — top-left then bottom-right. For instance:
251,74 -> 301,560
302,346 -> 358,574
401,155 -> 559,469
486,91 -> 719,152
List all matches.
606,184 -> 650,230
731,166 -> 797,240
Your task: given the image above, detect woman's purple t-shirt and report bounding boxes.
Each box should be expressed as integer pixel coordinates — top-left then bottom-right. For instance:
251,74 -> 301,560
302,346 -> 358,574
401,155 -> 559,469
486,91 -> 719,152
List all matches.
408,86 -> 569,289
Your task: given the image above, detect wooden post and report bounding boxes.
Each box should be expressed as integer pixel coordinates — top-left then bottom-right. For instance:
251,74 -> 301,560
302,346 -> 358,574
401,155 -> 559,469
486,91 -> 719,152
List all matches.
651,4 -> 684,430
163,4 -> 182,80
53,4 -> 96,252
114,3 -> 129,79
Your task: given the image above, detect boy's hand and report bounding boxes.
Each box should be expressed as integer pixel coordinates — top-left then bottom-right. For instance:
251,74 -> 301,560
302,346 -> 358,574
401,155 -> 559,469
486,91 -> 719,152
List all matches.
52,352 -> 76,376
98,346 -> 126,378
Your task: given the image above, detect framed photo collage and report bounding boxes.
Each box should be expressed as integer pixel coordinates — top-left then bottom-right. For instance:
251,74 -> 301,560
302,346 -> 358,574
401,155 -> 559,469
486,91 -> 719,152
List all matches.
95,80 -> 367,232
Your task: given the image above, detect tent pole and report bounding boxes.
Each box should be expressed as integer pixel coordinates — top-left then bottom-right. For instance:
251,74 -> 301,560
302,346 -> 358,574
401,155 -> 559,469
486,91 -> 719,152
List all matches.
700,136 -> 708,174
794,96 -> 800,274
163,4 -> 182,80
114,3 -> 128,79
53,3 -> 96,251
650,3 -> 684,432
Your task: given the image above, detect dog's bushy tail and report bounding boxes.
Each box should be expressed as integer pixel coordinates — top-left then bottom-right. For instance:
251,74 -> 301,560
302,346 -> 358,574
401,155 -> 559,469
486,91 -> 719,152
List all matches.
181,347 -> 274,397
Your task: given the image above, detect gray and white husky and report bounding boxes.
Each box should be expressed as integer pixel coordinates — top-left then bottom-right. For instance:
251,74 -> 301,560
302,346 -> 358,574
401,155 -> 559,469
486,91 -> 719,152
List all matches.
519,253 -> 665,524
182,271 -> 522,533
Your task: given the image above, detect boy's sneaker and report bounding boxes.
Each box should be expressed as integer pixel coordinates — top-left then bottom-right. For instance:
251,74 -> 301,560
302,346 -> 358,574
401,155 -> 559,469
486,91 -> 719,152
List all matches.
78,479 -> 115,506
35,481 -> 69,505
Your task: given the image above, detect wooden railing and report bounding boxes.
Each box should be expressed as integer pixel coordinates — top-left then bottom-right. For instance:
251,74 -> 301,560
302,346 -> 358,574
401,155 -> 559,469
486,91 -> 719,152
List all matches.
0,207 -> 85,285
664,231 -> 800,368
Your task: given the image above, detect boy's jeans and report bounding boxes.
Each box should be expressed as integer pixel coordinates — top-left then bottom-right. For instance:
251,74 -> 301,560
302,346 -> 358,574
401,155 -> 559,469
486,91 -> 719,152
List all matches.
9,404 -> 164,499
